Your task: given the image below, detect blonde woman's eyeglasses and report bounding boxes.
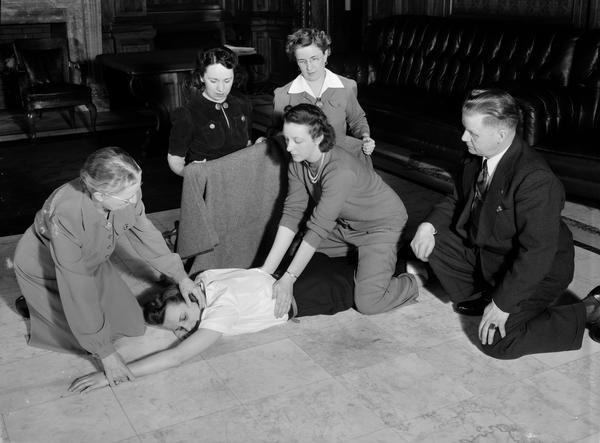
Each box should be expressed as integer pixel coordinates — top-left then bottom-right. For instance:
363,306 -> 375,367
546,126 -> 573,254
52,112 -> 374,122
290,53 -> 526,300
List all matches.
104,188 -> 140,204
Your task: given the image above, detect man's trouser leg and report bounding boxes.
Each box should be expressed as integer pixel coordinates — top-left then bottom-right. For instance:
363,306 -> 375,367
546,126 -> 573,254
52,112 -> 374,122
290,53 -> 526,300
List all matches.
427,225 -> 482,302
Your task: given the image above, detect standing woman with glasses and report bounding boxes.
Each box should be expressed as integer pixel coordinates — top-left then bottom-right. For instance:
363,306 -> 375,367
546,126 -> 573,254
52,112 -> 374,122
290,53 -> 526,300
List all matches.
13,147 -> 203,388
168,47 -> 254,176
272,28 -> 375,162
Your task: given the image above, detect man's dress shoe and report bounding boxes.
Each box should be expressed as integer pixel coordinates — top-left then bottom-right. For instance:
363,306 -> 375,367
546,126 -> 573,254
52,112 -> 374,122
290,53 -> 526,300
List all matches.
584,285 -> 600,343
15,296 -> 30,319
455,297 -> 490,316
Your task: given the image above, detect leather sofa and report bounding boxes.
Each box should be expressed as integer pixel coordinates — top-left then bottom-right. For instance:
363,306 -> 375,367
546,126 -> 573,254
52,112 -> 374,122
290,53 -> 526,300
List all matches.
330,15 -> 600,206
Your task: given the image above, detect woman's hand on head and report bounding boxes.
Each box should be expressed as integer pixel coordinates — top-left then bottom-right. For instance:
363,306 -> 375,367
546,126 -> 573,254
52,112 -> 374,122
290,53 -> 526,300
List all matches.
272,273 -> 294,318
68,372 -> 109,394
178,277 -> 206,309
362,136 -> 375,155
99,352 -> 134,387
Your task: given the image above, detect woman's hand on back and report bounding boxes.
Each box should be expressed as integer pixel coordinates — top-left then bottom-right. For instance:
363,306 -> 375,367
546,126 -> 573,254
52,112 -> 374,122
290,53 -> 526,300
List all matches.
272,273 -> 295,318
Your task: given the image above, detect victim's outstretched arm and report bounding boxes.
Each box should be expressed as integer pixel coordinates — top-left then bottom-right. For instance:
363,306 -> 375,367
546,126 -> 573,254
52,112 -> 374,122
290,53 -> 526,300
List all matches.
68,328 -> 223,393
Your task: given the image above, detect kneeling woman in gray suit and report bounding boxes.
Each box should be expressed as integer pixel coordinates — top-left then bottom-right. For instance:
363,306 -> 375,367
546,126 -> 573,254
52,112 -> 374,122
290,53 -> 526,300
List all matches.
261,103 -> 419,318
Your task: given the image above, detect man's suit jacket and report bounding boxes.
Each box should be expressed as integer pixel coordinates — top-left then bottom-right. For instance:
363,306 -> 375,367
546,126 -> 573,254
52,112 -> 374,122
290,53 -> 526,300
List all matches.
427,135 -> 574,313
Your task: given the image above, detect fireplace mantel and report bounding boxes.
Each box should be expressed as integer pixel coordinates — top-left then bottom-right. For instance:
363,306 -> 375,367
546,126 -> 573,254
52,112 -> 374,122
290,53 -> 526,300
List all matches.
1,0 -> 101,63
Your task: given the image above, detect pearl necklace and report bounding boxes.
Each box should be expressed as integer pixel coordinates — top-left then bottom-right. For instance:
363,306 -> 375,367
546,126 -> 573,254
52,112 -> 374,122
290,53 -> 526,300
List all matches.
306,153 -> 325,184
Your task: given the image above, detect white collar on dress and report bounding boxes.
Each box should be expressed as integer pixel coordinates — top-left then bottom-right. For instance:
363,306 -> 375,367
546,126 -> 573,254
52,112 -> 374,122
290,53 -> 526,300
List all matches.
288,69 -> 345,98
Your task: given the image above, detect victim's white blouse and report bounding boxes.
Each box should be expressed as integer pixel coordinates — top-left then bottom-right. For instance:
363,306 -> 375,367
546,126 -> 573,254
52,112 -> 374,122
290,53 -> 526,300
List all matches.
195,268 -> 288,336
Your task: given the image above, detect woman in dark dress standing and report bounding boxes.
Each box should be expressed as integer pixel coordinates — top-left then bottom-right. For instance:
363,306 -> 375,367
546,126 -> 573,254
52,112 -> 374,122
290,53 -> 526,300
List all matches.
168,47 -> 253,176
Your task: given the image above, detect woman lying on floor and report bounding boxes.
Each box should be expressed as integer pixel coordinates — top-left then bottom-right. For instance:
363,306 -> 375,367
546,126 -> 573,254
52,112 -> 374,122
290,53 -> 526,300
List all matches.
69,253 -> 354,393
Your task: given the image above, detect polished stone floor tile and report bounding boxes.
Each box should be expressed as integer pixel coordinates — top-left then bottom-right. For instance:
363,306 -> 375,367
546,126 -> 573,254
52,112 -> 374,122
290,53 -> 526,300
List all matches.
393,397 -> 531,442
0,259 -> 18,292
573,248 -> 600,286
337,353 -> 473,426
200,323 -> 289,359
569,278 -> 596,300
474,380 -> 599,442
532,337 -> 600,368
206,338 -> 331,403
4,388 -> 135,443
137,406 -> 272,443
417,338 -> 549,396
0,415 -> 8,442
245,378 -> 386,443
0,352 -> 95,413
345,427 -> 406,443
574,432 -> 600,443
114,359 -> 239,433
554,352 -> 600,406
523,368 -> 600,418
290,316 -> 409,376
0,286 -> 22,327
368,293 -> 467,353
0,320 -> 49,366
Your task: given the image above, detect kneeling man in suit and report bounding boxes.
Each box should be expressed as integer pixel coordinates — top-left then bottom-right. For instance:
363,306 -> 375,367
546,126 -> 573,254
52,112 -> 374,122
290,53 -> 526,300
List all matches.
410,88 -> 600,359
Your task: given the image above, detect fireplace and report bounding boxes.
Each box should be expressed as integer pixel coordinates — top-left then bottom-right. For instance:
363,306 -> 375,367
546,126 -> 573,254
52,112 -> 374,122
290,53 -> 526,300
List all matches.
0,0 -> 102,63
0,0 -> 102,109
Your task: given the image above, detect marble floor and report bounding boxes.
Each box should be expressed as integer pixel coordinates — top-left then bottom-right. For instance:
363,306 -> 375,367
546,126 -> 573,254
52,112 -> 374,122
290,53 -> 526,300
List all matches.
1,202 -> 600,443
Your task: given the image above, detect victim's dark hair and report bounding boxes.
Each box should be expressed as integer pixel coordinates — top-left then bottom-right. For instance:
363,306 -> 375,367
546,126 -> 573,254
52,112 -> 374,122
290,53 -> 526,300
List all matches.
143,285 -> 185,326
143,285 -> 202,339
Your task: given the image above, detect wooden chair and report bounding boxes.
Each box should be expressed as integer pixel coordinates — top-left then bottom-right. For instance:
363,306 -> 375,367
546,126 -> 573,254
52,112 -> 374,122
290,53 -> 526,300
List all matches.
13,37 -> 97,140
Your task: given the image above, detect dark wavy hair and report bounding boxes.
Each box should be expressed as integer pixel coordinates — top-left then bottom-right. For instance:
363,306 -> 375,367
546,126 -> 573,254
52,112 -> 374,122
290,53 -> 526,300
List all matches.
283,103 -> 336,152
285,28 -> 332,60
143,285 -> 184,326
462,88 -> 521,130
191,46 -> 238,89
80,146 -> 141,194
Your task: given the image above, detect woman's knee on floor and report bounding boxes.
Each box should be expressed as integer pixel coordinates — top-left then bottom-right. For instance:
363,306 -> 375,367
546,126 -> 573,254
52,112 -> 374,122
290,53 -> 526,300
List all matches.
354,297 -> 387,315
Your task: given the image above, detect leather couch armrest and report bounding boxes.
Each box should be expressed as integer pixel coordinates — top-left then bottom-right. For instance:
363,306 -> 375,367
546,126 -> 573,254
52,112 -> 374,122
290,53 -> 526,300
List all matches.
328,53 -> 374,86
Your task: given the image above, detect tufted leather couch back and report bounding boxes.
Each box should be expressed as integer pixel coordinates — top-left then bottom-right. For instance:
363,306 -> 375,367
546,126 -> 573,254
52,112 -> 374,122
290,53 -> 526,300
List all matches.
365,16 -> 583,96
344,15 -> 600,142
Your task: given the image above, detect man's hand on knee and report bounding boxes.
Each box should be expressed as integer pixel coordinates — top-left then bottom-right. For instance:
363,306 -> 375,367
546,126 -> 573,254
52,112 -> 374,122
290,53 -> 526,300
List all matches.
479,300 -> 509,345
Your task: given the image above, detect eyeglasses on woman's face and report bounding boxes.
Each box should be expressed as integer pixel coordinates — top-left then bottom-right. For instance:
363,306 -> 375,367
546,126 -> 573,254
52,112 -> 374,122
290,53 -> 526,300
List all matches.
103,182 -> 142,205
104,191 -> 138,204
296,55 -> 324,68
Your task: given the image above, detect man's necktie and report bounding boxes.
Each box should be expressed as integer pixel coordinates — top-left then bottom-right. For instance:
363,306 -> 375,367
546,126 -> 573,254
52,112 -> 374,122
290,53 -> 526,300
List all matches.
470,159 -> 488,239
